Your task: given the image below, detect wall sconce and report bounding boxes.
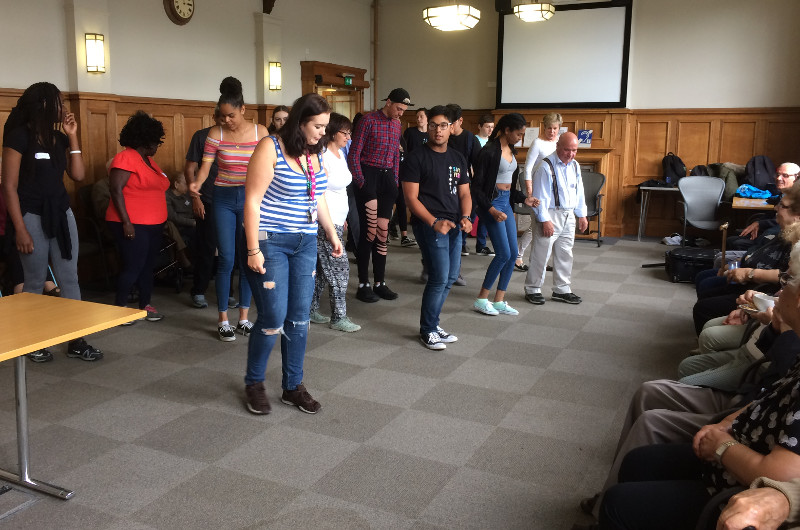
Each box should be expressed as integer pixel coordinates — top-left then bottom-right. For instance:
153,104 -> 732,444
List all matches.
268,62 -> 282,91
85,33 -> 106,73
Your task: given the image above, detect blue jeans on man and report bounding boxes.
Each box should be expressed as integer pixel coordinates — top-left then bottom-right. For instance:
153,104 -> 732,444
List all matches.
243,231 -> 316,390
412,222 -> 462,334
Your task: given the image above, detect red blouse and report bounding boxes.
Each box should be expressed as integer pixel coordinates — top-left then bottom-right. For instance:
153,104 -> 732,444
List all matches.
106,147 -> 169,225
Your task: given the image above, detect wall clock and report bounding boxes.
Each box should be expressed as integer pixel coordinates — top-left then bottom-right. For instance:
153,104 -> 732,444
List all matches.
164,0 -> 194,25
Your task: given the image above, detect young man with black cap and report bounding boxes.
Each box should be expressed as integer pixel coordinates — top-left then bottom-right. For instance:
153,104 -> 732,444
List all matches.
347,88 -> 411,303
401,106 -> 472,350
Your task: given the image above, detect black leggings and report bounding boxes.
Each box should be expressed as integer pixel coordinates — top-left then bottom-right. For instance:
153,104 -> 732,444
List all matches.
600,444 -> 712,530
109,221 -> 163,309
355,165 -> 398,284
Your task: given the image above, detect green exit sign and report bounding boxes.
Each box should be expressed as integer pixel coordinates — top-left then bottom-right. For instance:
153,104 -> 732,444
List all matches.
344,77 -> 353,86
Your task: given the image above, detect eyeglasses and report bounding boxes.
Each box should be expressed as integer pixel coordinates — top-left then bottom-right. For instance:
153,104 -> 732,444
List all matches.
780,271 -> 794,287
428,121 -> 451,131
338,130 -> 352,137
777,173 -> 798,179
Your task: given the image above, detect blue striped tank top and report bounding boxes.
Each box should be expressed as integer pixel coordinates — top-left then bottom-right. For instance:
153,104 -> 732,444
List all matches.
259,135 -> 328,234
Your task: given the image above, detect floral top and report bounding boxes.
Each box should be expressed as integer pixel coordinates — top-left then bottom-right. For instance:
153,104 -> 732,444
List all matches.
741,229 -> 791,271
704,359 -> 800,491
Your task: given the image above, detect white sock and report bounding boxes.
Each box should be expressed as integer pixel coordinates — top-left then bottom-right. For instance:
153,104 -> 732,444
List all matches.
219,320 -> 229,327
238,319 -> 249,326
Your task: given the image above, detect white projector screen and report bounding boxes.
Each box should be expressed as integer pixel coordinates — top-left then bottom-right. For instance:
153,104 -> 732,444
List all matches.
497,4 -> 630,108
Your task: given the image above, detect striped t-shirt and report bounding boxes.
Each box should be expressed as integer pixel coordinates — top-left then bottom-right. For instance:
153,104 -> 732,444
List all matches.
259,136 -> 327,235
202,125 -> 259,187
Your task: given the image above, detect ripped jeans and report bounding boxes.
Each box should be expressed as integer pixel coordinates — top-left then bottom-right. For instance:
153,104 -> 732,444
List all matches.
244,230 -> 317,390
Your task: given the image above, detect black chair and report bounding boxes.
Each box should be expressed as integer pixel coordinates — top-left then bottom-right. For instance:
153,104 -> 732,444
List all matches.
581,171 -> 606,247
75,184 -> 112,290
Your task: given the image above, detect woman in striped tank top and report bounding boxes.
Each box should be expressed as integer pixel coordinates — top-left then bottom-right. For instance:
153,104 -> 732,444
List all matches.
242,94 -> 341,415
190,77 -> 269,342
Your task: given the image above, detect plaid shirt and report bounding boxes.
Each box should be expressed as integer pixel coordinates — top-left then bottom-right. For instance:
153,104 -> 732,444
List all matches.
347,109 -> 401,187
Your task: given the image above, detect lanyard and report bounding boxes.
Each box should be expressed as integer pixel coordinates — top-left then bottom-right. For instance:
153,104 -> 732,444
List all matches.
295,151 -> 316,203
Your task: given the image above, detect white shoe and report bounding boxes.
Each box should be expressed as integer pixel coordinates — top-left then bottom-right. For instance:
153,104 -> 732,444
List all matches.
473,299 -> 499,316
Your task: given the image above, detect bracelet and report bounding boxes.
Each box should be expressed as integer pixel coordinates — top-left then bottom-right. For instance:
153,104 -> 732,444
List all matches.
69,150 -> 81,154
247,249 -> 262,256
461,215 -> 470,221
432,217 -> 444,228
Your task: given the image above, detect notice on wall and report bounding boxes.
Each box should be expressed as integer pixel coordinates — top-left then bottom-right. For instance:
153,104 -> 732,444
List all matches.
578,129 -> 593,148
522,127 -> 539,147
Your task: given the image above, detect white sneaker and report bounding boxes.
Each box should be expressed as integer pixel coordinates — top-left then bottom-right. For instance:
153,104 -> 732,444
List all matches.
473,299 -> 499,316
492,301 -> 519,315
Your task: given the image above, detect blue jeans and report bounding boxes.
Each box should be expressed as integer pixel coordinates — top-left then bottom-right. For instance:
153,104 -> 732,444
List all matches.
213,185 -> 251,312
413,222 -> 461,334
479,190 -> 518,292
244,231 -> 316,390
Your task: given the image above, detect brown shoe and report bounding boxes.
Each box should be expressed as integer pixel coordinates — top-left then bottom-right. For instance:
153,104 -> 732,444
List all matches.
281,383 -> 321,414
245,382 -> 271,415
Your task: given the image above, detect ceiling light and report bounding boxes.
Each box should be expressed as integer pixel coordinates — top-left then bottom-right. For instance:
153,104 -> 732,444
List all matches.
423,4 -> 480,31
513,1 -> 555,22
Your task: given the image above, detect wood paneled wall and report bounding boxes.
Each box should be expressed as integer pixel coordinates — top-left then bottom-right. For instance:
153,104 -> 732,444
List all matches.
4,88 -> 799,237
0,89 -> 276,216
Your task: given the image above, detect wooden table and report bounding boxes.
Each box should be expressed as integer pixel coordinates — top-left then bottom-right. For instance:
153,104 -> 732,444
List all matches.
638,186 -> 681,241
732,197 -> 774,210
0,293 -> 144,499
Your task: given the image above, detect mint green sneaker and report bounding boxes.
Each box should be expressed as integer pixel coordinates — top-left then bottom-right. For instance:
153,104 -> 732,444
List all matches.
492,301 -> 519,315
473,298 -> 499,316
310,310 -> 331,324
330,317 -> 361,332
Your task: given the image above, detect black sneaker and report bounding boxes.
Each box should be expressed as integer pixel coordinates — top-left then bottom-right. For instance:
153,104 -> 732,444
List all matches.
420,332 -> 446,350
373,283 -> 398,300
461,246 -> 469,256
66,338 -> 103,361
436,326 -> 458,343
525,293 -> 546,305
401,236 -> 417,247
388,226 -> 399,240
356,285 -> 380,303
219,323 -> 237,342
281,383 -> 321,414
476,246 -> 495,256
28,349 -> 54,363
552,292 -> 582,304
245,382 -> 271,415
237,321 -> 254,336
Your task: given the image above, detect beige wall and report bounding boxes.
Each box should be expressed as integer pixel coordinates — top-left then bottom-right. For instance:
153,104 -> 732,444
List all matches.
0,0 -> 373,106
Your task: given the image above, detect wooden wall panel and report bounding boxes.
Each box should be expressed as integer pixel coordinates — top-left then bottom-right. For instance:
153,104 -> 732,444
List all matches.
677,121 -> 713,169
634,121 -> 669,178
719,121 -> 757,164
765,121 -> 800,166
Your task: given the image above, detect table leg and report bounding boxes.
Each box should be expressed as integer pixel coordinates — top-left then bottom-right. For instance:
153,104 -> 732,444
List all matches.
0,356 -> 74,499
638,189 -> 651,241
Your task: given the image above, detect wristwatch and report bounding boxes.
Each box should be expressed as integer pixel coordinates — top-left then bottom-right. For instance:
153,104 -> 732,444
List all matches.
715,440 -> 739,463
747,269 -> 756,280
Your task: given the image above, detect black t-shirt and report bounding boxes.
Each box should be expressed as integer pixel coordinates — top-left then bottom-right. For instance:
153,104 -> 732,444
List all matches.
447,130 -> 480,170
186,126 -> 218,205
403,127 -> 428,154
401,144 -> 470,224
2,126 -> 70,215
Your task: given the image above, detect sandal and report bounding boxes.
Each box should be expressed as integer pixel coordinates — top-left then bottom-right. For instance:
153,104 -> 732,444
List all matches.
44,286 -> 61,297
514,262 -> 529,272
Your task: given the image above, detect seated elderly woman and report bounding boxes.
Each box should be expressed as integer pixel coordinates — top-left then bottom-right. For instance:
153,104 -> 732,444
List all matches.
597,238 -> 800,530
692,182 -> 800,334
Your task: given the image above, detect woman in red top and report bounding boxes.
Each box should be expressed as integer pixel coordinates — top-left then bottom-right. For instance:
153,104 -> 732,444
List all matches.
107,111 -> 170,320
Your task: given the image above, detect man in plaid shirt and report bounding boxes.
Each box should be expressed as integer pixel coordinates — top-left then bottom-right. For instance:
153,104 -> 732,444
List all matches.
347,88 -> 412,303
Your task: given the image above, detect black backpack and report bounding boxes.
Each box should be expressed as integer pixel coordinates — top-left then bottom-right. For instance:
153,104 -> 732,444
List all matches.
662,152 -> 686,185
690,165 -> 710,176
744,155 -> 777,194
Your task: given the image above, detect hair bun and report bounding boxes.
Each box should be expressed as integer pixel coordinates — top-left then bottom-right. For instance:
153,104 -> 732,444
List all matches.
219,76 -> 243,98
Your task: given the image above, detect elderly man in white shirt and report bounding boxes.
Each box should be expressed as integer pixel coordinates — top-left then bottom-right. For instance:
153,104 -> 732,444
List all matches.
524,132 -> 588,305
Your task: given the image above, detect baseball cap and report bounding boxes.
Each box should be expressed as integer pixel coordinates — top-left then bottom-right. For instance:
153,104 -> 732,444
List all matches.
384,88 -> 414,106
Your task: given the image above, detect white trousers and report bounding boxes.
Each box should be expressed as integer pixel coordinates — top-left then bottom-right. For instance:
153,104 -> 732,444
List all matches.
524,209 -> 575,294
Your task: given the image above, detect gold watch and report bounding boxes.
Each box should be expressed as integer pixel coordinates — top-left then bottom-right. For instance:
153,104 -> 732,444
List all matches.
715,440 -> 739,463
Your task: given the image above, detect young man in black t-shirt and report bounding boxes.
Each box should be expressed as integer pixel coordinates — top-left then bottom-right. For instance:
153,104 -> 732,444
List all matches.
401,106 -> 472,351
